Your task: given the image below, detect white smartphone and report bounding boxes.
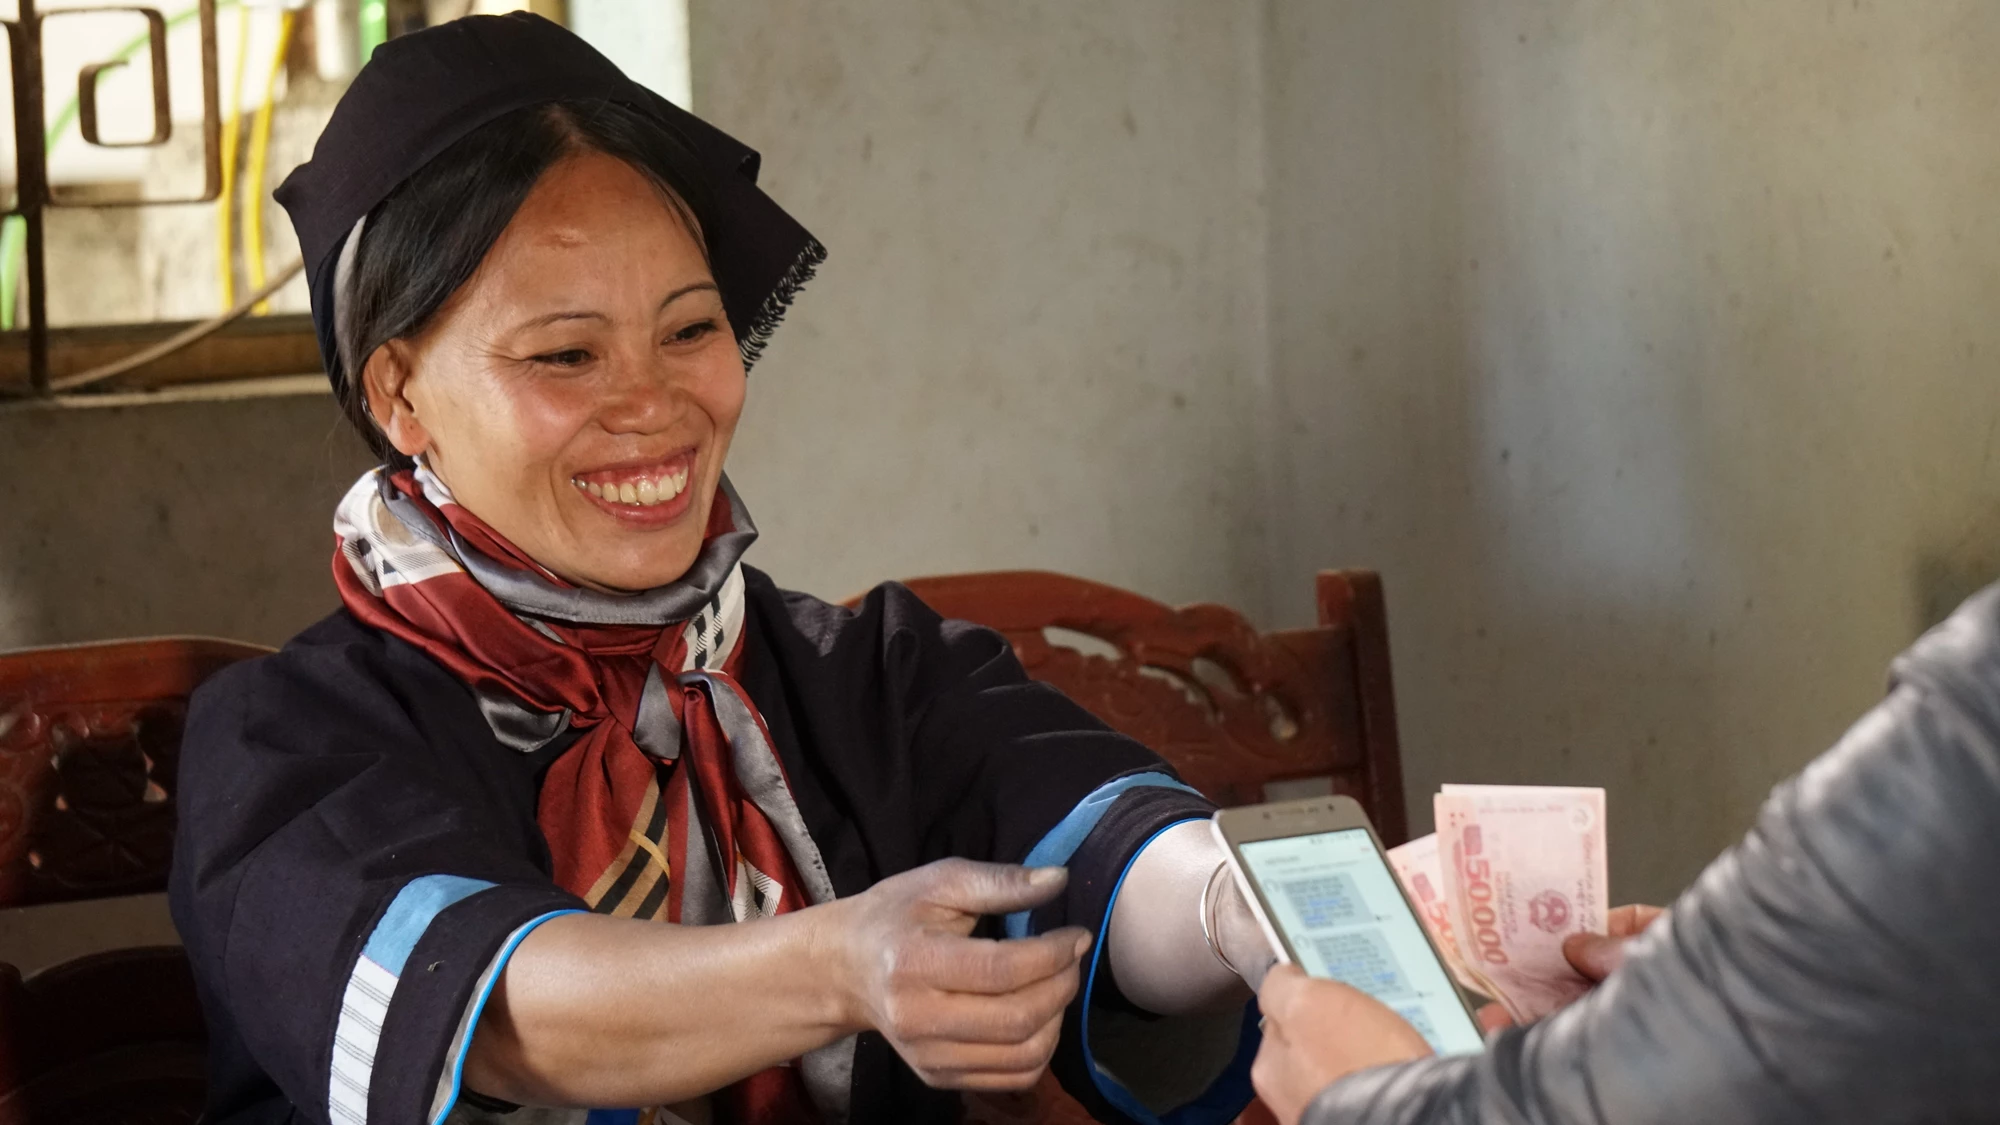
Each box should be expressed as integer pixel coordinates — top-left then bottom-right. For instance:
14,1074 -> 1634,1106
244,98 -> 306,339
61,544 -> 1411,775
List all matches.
1213,795 -> 1485,1056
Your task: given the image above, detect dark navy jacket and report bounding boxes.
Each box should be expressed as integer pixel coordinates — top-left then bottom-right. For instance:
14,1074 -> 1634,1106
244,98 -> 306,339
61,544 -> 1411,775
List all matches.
171,568 -> 1250,1125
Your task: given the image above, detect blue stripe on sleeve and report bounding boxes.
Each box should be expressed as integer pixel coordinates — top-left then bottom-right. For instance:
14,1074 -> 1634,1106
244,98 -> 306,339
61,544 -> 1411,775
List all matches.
362,874 -> 497,974
1079,818 -> 1261,1125
1004,772 -> 1202,939
429,909 -> 589,1125
334,874 -> 501,1125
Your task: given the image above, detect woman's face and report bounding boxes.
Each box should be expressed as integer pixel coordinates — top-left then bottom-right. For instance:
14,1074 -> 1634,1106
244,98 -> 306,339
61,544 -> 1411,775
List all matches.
364,150 -> 746,593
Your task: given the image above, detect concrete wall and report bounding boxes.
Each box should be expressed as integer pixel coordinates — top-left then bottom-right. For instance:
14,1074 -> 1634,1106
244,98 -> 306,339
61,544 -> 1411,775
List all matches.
1266,0 -> 2000,903
690,0 -> 1273,613
0,386 -> 374,648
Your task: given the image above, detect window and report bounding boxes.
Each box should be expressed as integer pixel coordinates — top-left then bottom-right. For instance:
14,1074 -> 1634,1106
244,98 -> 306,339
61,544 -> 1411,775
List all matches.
0,0 -> 691,397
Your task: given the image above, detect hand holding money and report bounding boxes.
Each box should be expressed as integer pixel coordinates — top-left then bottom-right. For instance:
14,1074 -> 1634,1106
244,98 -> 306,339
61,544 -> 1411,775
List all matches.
1388,785 -> 1612,1023
1562,903 -> 1665,981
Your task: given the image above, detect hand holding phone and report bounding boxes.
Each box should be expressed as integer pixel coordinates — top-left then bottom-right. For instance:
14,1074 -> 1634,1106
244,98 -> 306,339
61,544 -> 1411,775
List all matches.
1213,796 -> 1485,1056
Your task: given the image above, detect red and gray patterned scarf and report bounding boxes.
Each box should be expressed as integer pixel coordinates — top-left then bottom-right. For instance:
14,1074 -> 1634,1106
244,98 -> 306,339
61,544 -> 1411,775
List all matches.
332,461 -> 845,1123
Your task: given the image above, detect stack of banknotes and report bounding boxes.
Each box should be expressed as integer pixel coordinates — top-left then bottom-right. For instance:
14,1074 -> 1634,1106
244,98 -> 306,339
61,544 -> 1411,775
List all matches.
1387,785 -> 1608,1022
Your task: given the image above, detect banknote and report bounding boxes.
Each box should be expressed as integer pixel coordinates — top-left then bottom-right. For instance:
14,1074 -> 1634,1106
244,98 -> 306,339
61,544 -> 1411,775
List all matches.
1431,785 -> 1607,1022
1384,833 -> 1489,997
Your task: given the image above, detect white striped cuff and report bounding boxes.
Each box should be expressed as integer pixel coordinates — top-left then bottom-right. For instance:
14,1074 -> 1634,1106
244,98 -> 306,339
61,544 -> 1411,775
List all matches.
328,875 -> 498,1125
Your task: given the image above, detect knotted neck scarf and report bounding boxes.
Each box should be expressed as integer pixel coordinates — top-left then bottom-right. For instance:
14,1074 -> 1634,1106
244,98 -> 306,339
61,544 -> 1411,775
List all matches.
332,462 -> 846,1123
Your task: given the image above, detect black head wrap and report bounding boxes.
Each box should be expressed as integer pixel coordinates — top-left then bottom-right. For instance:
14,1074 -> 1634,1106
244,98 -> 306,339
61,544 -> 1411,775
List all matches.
275,12 -> 824,394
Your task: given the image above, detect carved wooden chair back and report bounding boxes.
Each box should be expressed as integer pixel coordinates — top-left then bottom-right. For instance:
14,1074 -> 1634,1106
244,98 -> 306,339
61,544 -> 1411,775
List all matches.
0,637 -> 269,1123
892,569 -> 1408,1125
897,569 -> 1407,838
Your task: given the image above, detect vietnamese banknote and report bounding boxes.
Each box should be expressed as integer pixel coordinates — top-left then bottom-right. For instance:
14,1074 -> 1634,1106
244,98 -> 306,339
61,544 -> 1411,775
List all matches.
1384,832 -> 1488,997
1389,785 -> 1607,1023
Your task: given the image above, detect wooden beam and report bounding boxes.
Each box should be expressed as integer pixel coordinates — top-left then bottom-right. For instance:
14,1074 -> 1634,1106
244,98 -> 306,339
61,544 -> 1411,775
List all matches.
0,314 -> 323,395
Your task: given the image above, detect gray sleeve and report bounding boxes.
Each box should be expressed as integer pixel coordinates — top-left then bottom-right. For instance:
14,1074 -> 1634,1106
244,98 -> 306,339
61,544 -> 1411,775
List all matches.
1303,600 -> 2000,1125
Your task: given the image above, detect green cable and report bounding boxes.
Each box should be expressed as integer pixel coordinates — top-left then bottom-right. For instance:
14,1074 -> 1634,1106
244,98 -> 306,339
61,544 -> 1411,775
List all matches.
359,0 -> 388,62
2,0 -> 244,329
1,220 -> 23,328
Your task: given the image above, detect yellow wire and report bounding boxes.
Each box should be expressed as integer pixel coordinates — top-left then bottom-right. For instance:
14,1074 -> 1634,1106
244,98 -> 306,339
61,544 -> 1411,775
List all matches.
216,5 -> 250,308
243,8 -> 297,315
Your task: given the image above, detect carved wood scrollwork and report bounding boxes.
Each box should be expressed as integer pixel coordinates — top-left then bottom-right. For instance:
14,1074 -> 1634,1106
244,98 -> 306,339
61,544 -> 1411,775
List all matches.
0,701 -> 181,905
0,637 -> 267,909
898,571 -> 1376,812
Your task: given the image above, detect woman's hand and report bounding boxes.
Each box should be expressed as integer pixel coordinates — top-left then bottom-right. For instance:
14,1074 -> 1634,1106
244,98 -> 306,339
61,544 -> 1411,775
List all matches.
1252,964 -> 1431,1125
824,858 -> 1091,1092
467,859 -> 1086,1106
1476,903 -> 1665,1031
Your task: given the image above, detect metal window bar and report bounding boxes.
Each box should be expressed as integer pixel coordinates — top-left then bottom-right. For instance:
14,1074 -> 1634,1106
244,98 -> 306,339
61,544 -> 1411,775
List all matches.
1,0 -> 261,398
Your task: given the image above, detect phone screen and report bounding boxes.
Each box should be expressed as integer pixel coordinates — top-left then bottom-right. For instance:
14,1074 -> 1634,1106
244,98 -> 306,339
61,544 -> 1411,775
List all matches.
1237,828 -> 1484,1056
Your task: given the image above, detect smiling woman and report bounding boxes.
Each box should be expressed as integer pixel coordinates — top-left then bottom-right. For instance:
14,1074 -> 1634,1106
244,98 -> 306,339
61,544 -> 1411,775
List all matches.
165,13 -> 1270,1125
353,123 -> 742,592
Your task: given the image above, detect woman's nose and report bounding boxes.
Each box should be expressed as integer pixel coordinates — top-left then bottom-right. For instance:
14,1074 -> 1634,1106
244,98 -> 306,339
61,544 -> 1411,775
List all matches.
595,353 -> 689,434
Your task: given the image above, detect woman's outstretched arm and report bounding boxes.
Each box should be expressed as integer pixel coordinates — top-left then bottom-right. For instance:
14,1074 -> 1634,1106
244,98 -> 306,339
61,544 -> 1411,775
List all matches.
1292,593 -> 2000,1125
1106,820 -> 1268,1015
465,860 -> 1091,1106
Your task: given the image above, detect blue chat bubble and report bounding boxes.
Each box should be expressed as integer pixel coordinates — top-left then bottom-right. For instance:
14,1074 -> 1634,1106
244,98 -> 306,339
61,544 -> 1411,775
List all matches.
1307,929 -> 1414,1001
1280,872 -> 1369,928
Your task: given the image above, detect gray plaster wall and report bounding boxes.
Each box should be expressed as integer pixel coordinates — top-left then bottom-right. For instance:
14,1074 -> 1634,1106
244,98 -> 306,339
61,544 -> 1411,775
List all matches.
0,388 -> 373,648
1266,0 -> 2000,903
689,0 -> 1273,613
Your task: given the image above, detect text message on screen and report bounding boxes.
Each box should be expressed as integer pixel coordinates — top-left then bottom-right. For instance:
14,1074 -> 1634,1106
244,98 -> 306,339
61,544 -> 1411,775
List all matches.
1239,828 -> 1484,1056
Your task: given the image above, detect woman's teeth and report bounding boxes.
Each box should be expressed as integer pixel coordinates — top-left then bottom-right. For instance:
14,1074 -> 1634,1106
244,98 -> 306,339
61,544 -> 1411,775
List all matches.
573,466 -> 690,507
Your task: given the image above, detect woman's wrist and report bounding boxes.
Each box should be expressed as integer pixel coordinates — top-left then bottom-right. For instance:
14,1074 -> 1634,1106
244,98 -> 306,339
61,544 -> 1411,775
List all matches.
1200,861 -> 1242,975
1107,821 -> 1252,1014
798,897 -> 872,1036
1209,868 -> 1278,990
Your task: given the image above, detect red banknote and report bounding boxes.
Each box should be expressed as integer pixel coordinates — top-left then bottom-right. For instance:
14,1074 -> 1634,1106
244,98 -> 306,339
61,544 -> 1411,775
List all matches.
1390,785 -> 1607,1023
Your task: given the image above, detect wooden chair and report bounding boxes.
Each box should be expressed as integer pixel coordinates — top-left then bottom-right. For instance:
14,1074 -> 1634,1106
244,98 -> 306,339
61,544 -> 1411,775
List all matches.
891,570 -> 1408,1125
0,637 -> 269,1125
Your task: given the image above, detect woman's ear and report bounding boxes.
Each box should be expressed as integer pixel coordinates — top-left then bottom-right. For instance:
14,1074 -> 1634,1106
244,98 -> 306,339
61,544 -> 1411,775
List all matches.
361,340 -> 431,459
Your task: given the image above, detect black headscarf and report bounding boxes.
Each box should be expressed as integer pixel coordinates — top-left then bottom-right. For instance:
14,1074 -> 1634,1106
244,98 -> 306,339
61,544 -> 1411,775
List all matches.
275,12 -> 824,394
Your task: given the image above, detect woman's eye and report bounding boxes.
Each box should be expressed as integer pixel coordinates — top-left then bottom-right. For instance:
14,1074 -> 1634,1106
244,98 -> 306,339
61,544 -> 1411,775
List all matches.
530,348 -> 593,368
667,320 -> 718,345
